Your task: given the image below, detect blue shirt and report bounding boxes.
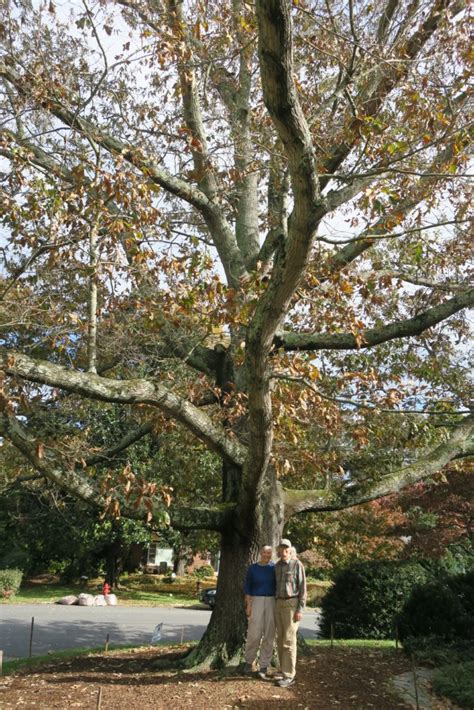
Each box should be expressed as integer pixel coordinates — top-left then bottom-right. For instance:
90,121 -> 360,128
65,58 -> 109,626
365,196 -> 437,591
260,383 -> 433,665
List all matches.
244,562 -> 276,596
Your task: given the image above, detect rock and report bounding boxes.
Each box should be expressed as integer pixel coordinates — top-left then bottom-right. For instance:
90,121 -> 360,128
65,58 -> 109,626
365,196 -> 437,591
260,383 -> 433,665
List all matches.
105,593 -> 117,606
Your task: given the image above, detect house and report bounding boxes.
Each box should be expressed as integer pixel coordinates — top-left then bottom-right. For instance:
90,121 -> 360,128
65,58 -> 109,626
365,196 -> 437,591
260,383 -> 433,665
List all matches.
145,543 -> 174,573
143,541 -> 218,575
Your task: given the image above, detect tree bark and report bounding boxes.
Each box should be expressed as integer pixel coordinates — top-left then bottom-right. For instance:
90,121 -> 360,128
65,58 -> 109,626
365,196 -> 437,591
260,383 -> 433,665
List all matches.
185,476 -> 284,669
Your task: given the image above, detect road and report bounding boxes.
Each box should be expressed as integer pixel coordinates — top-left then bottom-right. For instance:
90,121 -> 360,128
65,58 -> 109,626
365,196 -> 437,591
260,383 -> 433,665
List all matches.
0,604 -> 321,660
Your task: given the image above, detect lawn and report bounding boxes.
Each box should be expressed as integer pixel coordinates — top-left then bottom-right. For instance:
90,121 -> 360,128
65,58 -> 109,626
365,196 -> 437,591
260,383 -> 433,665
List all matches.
1,580 -> 203,607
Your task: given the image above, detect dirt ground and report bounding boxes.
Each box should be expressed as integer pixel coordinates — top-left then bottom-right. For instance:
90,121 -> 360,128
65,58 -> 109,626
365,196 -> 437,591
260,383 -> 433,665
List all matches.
0,645 -> 422,709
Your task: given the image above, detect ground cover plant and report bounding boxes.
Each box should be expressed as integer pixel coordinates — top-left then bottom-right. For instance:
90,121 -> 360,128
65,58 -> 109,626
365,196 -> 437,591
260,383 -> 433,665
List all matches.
432,661 -> 474,709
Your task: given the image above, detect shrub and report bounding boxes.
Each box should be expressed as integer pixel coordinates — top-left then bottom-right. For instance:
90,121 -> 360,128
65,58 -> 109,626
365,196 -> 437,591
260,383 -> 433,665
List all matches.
0,568 -> 23,598
432,661 -> 474,709
162,575 -> 176,584
402,636 -> 474,666
320,560 -> 428,639
398,572 -> 474,643
193,565 -> 215,579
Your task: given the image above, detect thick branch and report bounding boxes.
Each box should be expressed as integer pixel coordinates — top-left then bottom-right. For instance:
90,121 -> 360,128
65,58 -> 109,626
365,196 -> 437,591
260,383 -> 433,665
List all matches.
0,411 -> 102,504
0,350 -> 246,466
243,0 -> 325,487
0,411 -> 233,531
166,0 -> 220,202
253,0 -> 327,351
276,288 -> 474,352
284,414 -> 474,515
376,0 -> 400,43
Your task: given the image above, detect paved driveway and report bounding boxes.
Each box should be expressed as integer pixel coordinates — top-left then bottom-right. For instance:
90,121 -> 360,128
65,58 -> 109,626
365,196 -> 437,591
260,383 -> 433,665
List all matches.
0,604 -> 321,660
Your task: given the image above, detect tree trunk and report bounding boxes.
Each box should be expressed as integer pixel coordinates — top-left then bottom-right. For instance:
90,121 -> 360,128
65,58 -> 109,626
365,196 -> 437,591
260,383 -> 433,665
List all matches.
183,472 -> 285,669
174,544 -> 191,576
105,541 -> 122,589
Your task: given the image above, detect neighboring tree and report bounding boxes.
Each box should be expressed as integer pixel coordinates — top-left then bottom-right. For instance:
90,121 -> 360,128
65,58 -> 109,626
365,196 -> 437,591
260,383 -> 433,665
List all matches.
0,0 -> 472,667
290,464 -> 473,577
290,500 -> 408,576
0,480 -> 153,584
392,463 -> 474,562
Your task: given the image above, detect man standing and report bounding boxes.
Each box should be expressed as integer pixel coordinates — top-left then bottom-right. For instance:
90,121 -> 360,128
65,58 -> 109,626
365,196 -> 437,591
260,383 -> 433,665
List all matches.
274,538 -> 307,688
243,545 -> 276,678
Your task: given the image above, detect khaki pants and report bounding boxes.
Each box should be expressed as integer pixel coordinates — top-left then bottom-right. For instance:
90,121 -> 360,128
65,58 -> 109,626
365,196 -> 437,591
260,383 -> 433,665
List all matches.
275,597 -> 299,678
244,596 -> 275,668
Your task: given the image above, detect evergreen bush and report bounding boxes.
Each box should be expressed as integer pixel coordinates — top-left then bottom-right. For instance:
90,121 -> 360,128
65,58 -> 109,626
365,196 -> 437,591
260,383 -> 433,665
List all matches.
398,572 -> 474,643
319,560 -> 428,639
0,568 -> 23,598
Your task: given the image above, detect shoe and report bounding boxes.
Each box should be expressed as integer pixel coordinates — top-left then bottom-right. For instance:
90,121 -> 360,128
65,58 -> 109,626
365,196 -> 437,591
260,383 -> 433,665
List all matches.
257,667 -> 269,679
273,671 -> 284,680
277,676 -> 295,688
243,662 -> 254,674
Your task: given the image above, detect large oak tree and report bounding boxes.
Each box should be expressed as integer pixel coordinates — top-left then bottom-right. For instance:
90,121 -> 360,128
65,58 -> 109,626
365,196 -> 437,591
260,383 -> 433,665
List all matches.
0,0 -> 472,667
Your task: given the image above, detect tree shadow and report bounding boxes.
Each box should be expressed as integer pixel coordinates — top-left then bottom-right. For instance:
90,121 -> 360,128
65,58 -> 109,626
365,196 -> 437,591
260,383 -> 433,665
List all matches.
0,615 -> 208,660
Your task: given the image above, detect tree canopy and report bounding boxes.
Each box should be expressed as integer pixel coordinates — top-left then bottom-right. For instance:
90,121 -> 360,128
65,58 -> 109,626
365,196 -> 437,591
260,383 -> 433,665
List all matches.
0,0 -> 472,667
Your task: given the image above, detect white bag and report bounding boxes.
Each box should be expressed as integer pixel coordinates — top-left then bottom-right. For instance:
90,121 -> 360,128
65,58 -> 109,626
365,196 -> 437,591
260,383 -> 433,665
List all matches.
151,622 -> 163,644
94,594 -> 107,606
57,595 -> 78,605
105,593 -> 117,606
78,593 -> 95,606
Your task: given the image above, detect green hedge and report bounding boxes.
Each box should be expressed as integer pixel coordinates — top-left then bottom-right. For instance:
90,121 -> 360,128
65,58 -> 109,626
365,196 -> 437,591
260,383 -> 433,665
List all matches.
398,571 -> 474,643
0,568 -> 23,598
320,560 -> 428,639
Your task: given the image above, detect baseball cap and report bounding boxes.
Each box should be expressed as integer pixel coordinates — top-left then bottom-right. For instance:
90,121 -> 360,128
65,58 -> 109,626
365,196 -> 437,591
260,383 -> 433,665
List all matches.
278,538 -> 292,548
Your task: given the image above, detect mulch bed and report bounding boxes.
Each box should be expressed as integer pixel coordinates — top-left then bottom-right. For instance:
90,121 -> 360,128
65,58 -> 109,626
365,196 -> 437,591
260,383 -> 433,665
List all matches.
0,645 -> 414,709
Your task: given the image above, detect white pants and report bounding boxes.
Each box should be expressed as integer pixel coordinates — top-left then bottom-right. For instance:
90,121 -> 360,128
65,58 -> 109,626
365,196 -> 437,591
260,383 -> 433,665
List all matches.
244,596 -> 276,668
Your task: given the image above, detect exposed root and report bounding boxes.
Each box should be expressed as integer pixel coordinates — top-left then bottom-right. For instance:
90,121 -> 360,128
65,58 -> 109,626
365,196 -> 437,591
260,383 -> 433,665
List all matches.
181,640 -> 244,672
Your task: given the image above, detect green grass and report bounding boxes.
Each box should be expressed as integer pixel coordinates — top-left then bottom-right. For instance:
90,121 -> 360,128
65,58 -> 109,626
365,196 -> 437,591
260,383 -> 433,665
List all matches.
432,661 -> 474,709
307,639 -> 396,649
1,584 -> 199,607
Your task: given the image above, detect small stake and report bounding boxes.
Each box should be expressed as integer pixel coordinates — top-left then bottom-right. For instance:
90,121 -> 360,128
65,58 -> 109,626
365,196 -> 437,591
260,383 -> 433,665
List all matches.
411,654 -> 420,710
180,626 -> 185,644
96,687 -> 103,709
29,617 -> 35,659
104,633 -> 109,653
395,624 -> 399,650
330,622 -> 334,647
0,649 -> 3,676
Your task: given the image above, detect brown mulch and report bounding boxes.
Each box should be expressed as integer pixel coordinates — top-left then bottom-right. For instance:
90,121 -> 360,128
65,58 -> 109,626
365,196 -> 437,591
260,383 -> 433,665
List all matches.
0,645 -> 413,709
